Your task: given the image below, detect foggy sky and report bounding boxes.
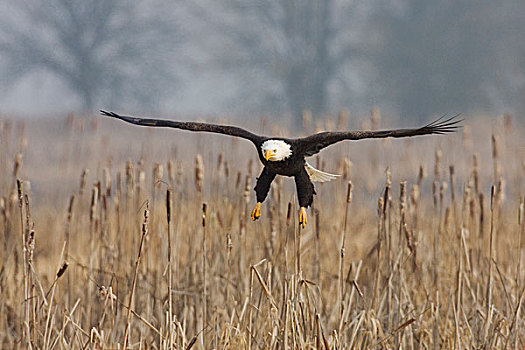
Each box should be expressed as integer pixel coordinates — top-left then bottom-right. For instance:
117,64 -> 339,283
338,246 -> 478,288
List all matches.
0,0 -> 524,119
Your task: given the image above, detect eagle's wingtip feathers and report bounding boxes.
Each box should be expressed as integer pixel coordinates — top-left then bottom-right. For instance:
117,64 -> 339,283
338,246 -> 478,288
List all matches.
426,113 -> 463,135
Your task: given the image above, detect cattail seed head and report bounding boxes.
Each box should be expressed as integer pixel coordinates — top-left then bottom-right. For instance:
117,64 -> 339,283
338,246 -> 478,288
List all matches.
378,197 -> 384,217
56,261 -> 69,279
138,170 -> 146,192
434,149 -> 442,180
346,181 -> 353,203
400,181 -> 407,209
90,185 -> 99,222
243,175 -> 251,204
226,233 -> 232,251
103,168 -> 112,197
343,158 -> 352,180
126,161 -> 134,188
167,160 -> 175,183
166,189 -> 172,223
202,203 -> 207,227
410,185 -> 419,206
491,134 -> 498,160
79,169 -> 89,195
195,154 -> 204,192
217,153 -> 223,171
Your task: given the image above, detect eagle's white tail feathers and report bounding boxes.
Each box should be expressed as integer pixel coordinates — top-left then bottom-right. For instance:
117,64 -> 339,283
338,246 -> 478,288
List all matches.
305,162 -> 340,183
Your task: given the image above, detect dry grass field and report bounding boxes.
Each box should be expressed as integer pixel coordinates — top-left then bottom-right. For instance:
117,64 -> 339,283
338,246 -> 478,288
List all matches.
0,111 -> 524,349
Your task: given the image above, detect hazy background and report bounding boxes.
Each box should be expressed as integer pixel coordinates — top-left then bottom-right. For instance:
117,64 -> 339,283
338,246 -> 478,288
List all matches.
0,0 -> 523,121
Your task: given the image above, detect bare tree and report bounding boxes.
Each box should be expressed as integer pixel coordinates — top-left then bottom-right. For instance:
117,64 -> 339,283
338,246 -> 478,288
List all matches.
185,0 -> 368,120
363,0 -> 525,119
0,0 -> 179,112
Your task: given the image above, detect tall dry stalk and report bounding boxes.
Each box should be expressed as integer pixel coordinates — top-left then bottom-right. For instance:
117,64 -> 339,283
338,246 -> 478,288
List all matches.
338,181 -> 352,325
123,200 -> 149,349
166,188 -> 173,350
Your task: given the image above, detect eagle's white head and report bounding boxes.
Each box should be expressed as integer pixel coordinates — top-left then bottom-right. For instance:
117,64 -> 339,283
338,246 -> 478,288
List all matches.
261,140 -> 292,161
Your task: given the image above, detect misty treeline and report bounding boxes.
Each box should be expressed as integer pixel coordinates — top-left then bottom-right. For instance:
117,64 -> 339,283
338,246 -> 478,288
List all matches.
0,0 -> 523,119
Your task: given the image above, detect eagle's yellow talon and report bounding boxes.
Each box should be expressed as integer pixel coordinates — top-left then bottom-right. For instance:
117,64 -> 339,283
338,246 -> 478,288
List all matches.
298,207 -> 307,228
251,202 -> 262,221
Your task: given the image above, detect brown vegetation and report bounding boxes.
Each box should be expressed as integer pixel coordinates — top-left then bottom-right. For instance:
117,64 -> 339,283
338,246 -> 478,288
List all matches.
0,112 -> 523,348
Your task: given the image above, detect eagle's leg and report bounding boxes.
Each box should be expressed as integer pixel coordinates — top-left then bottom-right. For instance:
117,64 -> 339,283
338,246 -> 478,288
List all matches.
294,167 -> 316,228
251,202 -> 262,221
299,207 -> 307,228
252,167 -> 276,221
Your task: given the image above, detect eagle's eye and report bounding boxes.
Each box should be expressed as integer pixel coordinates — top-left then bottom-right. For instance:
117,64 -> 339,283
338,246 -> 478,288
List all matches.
273,149 -> 277,152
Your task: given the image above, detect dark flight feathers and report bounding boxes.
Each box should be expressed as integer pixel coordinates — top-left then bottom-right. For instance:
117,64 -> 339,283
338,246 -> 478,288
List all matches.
298,114 -> 462,156
101,111 -> 461,157
100,110 -> 264,144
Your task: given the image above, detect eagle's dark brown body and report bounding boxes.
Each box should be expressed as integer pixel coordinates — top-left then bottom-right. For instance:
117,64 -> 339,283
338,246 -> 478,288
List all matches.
101,110 -> 461,226
256,138 -> 315,208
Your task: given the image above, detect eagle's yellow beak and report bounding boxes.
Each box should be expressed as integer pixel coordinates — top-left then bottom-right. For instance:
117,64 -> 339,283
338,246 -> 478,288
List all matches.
264,150 -> 275,161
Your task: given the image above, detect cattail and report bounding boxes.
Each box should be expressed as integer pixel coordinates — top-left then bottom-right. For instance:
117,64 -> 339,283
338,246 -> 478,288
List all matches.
417,165 -> 426,188
496,177 -> 505,205
56,261 -> 69,279
433,181 -> 439,208
79,168 -> 89,195
473,154 -> 480,194
440,181 -> 448,204
166,188 -> 172,224
16,179 -> 23,207
346,181 -> 353,203
492,134 -> 501,181
286,202 -> 292,225
434,149 -> 442,181
235,171 -> 242,189
167,160 -> 175,183
449,165 -> 456,203
90,185 -> 99,223
243,175 -> 251,205
400,181 -> 407,211
126,161 -> 134,189
13,153 -> 22,178
247,159 -> 253,178
138,170 -> 146,193
410,185 -> 419,207
491,134 -> 498,160
224,160 -> 230,178
217,153 -> 223,171
195,154 -> 203,192
202,203 -> 207,227
383,168 -> 392,216
103,168 -> 112,197
342,158 -> 352,180
26,229 -> 35,264
378,197 -> 384,217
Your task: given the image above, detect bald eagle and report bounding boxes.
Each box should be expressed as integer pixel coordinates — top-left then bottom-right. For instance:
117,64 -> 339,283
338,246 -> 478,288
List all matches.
101,111 -> 461,227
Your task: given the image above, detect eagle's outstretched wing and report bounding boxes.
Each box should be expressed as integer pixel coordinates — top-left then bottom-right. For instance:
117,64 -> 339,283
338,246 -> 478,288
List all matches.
297,114 -> 462,157
101,111 -> 265,145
